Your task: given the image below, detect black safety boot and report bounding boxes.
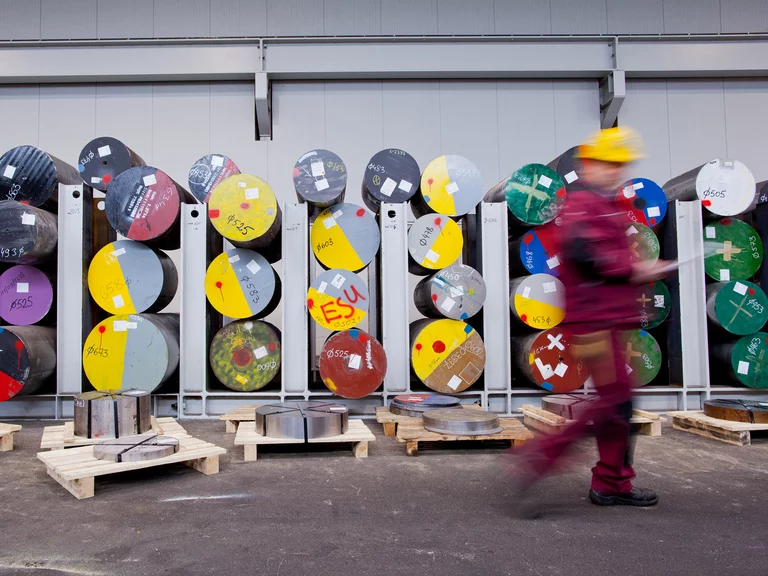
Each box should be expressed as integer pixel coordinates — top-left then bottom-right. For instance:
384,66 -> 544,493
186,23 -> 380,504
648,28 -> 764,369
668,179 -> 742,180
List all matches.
589,487 -> 659,507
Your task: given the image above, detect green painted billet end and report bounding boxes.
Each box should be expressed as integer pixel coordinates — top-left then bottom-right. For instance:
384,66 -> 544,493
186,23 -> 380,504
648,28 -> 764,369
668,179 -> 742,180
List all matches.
731,332 -> 768,389
704,218 -> 763,282
503,164 -> 565,226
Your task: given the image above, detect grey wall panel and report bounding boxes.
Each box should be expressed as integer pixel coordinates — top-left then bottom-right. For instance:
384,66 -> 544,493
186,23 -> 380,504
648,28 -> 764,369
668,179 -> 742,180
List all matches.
95,84 -> 154,164
437,0 -> 494,35
154,0 -> 210,38
0,0 -> 41,40
621,80 -> 672,184
0,86 -> 40,152
552,80 -> 599,154
607,0 -> 664,34
720,0 -> 768,33
666,80 -> 727,176
38,85 -> 96,163
40,0 -> 96,39
97,0 -> 153,38
550,0 -> 607,34
492,0 -> 552,34
663,0 -> 721,33
267,0 -> 324,36
210,0 -> 266,37
381,0 -> 438,35
724,80 -> 768,182
496,81 -> 557,175
323,0 -> 381,36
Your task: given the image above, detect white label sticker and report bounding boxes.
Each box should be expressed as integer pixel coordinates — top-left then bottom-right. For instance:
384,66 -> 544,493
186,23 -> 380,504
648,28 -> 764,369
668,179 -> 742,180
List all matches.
626,226 -> 638,236
738,361 -> 750,375
622,186 -> 635,198
398,180 -> 413,193
449,286 -> 463,298
554,363 -> 569,378
111,248 -> 126,258
113,320 -> 127,332
538,175 -> 553,189
98,145 -> 112,157
21,213 -> 36,226
16,283 -> 29,294
311,161 -> 325,177
543,281 -> 557,294
126,322 -> 138,330
246,260 -> 261,275
546,255 -> 561,269
112,294 -> 125,309
441,297 -> 456,312
91,177 -> 102,184
3,165 -> 17,179
323,217 -> 337,229
425,250 -> 439,263
733,282 -> 748,295
245,188 -> 259,200
564,170 -> 578,184
633,182 -> 645,190
228,254 -> 240,263
723,160 -> 734,168
720,269 -> 730,282
447,375 -> 463,391
237,181 -> 247,188
254,346 -> 268,360
329,406 -> 346,412
318,281 -> 328,294
143,174 -> 156,187
647,206 -> 661,218
380,177 -> 397,197
315,178 -> 330,191
332,209 -> 343,219
705,227 -> 716,239
211,155 -> 224,167
535,358 -> 555,380
522,286 -> 531,298
654,295 -> 665,308
547,333 -> 565,351
348,354 -> 362,370
445,182 -> 459,195
331,274 -> 346,289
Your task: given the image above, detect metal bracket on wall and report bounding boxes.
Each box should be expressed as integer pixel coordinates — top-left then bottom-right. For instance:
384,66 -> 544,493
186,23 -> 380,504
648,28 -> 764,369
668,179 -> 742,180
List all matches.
255,72 -> 271,140
599,70 -> 625,129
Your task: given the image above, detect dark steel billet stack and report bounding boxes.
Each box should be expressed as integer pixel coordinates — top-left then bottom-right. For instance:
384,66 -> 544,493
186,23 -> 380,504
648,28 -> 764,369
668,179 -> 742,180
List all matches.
703,399 -> 768,423
0,201 -> 58,265
413,264 -> 486,320
293,149 -> 347,212
422,408 -> 502,435
0,325 -> 57,401
663,159 -> 755,217
78,137 -> 146,192
361,149 -> 420,212
255,401 -> 349,440
0,265 -> 55,325
93,434 -> 179,462
0,145 -> 81,209
74,389 -> 152,438
209,320 -> 281,392
187,153 -> 240,203
389,393 -> 461,417
317,329 -> 387,398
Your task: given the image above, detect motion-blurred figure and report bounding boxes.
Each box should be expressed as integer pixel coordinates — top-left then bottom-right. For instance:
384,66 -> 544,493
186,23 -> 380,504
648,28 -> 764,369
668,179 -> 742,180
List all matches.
515,127 -> 674,516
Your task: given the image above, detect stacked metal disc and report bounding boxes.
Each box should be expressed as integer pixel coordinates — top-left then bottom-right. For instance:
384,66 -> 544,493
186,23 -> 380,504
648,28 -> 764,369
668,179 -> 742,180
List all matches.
0,325 -> 57,402
390,393 -> 461,417
361,148 -> 420,212
0,145 -> 80,208
413,155 -> 484,218
94,434 -> 179,463
209,320 -> 281,392
703,399 -> 768,423
703,218 -> 763,282
615,178 -> 668,228
407,214 -> 464,275
414,264 -> 486,320
511,328 -> 590,393
293,150 -> 347,211
0,201 -> 58,264
310,203 -> 380,272
78,137 -> 146,192
509,274 -> 566,331
318,329 -> 387,399
187,153 -> 240,203
0,265 -> 54,325
306,269 -> 369,331
204,249 -> 280,319
547,147 -> 584,194
620,329 -> 662,386
74,389 -> 151,439
663,159 -> 755,217
255,401 -> 349,440
484,163 -> 566,227
422,408 -> 502,436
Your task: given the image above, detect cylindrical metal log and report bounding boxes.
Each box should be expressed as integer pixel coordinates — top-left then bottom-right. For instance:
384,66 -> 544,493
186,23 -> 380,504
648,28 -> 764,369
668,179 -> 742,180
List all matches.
82,314 -> 180,393
663,159 -> 755,216
187,153 -> 240,203
0,145 -> 80,208
547,147 -> 584,194
205,249 -> 280,320
509,224 -> 562,277
712,332 -> 768,389
0,325 -> 56,401
0,200 -> 58,264
407,215 -> 463,275
509,274 -> 566,330
293,150 -> 347,210
93,434 -> 179,462
310,203 -> 380,272
413,264 -> 486,320
511,328 -> 589,392
703,218 -> 763,282
318,329 -> 387,399
73,390 -> 152,439
88,240 -> 177,315
209,320 -> 281,392
615,177 -> 668,227
707,280 -> 768,335
410,319 -> 486,394
361,148 -> 420,212
635,281 -> 672,330
620,329 -> 662,386
412,155 -> 484,218
389,393 -> 461,417
703,399 -> 768,424
422,408 -> 502,436
77,137 -> 146,192
0,265 -> 54,325
106,166 -> 194,250
255,401 -> 348,439
484,164 -> 566,226
208,174 -> 281,259
626,223 -> 660,265
307,269 -> 369,331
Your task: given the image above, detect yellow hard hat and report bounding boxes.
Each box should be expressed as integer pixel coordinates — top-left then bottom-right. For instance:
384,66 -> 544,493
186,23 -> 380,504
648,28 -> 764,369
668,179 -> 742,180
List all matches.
577,126 -> 645,163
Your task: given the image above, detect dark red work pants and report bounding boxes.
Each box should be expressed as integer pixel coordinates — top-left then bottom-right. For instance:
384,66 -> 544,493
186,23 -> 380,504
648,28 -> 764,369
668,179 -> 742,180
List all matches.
525,331 -> 635,495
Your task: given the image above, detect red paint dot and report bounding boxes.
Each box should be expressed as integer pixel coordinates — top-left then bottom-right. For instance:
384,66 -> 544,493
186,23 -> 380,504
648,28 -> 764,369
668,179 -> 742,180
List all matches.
650,218 -> 656,226
702,200 -> 712,207
520,314 -> 528,323
209,209 -> 220,219
359,334 -> 367,343
20,200 -> 29,205
98,326 -> 106,334
428,178 -> 434,185
765,338 -> 768,344
307,298 -> 314,309
721,218 -> 732,225
268,343 -> 276,350
524,233 -> 533,244
292,167 -> 300,178
556,188 -> 566,198
240,202 -> 250,210
415,343 -> 423,351
432,340 -> 446,354
356,208 -> 365,217
749,288 -> 755,295
215,281 -> 223,289
434,217 -> 442,226
103,174 -> 112,184
14,341 -> 23,351
232,347 -> 252,367
431,294 -> 438,301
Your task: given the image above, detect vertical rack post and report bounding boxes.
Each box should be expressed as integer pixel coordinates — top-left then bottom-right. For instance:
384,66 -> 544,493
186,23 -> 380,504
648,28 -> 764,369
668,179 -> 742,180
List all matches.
379,203 -> 410,400
282,202 -> 309,396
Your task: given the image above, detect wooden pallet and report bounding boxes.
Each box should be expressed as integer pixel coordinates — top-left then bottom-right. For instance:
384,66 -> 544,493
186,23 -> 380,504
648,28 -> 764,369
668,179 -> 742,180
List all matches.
40,416 -> 181,450
375,403 -> 482,437
668,410 -> 768,446
519,404 -> 664,437
0,423 -> 22,452
220,405 -> 260,433
395,417 -> 533,456
234,419 -> 375,461
37,429 -> 226,499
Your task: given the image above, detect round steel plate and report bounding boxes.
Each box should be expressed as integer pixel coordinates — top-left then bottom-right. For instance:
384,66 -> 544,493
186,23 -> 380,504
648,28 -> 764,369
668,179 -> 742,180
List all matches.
209,320 -> 281,392
729,332 -> 768,389
407,215 -> 463,275
513,328 -> 590,393
513,224 -> 562,277
255,401 -> 349,440
187,153 -> 240,203
621,329 -> 662,387
205,249 -> 278,319
318,329 -> 386,399
707,280 -> 768,335
486,164 -> 565,226
310,203 -> 380,272
615,177 -> 668,227
93,433 -> 179,463
361,148 -> 420,211
0,325 -> 56,401
509,273 -> 565,330
695,159 -> 755,216
703,399 -> 768,424
422,408 -> 502,436
415,155 -> 484,218
390,394 -> 461,417
293,150 -> 348,209
636,281 -> 672,330
0,265 -> 54,325
541,394 -> 596,420
74,389 -> 151,439
78,137 -> 145,192
413,264 -> 486,320
704,218 -> 763,282
0,201 -> 58,265
0,145 -> 79,206
307,269 -> 369,331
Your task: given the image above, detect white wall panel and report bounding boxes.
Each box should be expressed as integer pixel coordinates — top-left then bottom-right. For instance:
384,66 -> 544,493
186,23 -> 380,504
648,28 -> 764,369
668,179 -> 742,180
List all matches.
720,0 -> 768,33
552,80 -> 600,154
41,0 -> 96,39
0,0 -> 41,40
663,0 -> 721,33
724,80 -> 768,182
323,0 -> 381,36
95,84 -> 154,164
621,80 -> 672,184
97,0 -> 153,38
267,0 -> 324,36
38,85 -> 96,163
493,0 -> 552,34
437,0 -> 494,35
607,0 -> 664,34
154,0 -> 210,38
381,0 -> 438,35
550,0 -> 607,34
210,0 -> 266,37
0,86 -> 40,152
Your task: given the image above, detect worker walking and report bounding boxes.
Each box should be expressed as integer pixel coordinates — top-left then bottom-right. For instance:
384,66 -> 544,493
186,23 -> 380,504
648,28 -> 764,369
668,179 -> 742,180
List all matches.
515,127 -> 673,516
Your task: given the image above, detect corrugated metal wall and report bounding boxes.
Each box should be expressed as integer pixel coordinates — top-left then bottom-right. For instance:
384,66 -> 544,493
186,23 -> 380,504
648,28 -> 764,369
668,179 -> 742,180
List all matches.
1,0 -> 766,40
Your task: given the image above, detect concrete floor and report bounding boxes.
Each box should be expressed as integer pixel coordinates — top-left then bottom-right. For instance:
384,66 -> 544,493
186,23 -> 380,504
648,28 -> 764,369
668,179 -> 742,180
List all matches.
0,419 -> 767,576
